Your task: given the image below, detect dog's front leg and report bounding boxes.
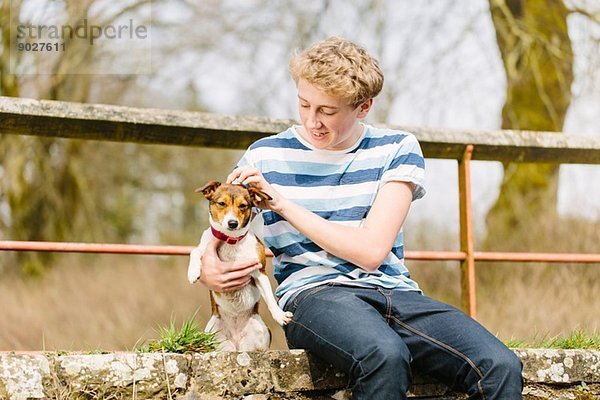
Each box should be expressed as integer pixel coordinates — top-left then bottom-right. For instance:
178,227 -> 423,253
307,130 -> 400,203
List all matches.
187,229 -> 212,284
252,271 -> 293,325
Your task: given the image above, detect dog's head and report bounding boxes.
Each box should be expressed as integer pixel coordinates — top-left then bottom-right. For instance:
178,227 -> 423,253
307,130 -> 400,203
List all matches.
196,181 -> 271,231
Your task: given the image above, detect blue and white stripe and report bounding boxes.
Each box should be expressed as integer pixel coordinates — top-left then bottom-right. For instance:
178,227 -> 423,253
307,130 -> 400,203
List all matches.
237,125 -> 426,307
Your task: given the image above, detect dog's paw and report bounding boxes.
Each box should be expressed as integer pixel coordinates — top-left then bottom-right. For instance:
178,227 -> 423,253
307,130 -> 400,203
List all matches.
187,272 -> 200,284
187,264 -> 201,284
273,310 -> 293,326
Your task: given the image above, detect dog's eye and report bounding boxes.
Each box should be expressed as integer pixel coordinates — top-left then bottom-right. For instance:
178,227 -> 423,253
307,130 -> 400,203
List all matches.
239,203 -> 249,210
216,201 -> 227,207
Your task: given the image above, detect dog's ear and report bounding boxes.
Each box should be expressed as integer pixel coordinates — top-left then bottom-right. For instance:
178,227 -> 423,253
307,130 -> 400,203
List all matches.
247,187 -> 272,207
195,181 -> 221,199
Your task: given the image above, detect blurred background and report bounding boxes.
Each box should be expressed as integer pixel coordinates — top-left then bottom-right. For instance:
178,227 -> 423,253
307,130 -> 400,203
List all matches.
0,0 -> 598,351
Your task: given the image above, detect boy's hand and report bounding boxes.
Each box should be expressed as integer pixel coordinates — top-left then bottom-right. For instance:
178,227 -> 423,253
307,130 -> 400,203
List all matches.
200,239 -> 261,292
227,165 -> 286,212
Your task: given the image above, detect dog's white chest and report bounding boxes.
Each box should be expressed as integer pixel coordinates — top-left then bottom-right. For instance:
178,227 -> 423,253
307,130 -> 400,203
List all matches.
217,235 -> 259,262
214,284 -> 260,315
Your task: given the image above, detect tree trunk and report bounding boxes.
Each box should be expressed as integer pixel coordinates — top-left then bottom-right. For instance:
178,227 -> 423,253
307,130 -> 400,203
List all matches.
0,0 -> 21,97
486,0 -> 573,251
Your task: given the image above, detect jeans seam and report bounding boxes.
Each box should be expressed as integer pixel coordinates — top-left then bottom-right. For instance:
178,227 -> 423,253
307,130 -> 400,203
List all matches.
377,288 -> 393,324
389,315 -> 486,399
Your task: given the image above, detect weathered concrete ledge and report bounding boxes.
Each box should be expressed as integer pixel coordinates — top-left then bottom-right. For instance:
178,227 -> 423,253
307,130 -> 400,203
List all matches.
0,349 -> 598,399
1,96 -> 600,163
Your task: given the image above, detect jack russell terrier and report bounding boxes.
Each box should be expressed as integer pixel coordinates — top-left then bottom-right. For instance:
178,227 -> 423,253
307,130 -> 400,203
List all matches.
187,181 -> 293,351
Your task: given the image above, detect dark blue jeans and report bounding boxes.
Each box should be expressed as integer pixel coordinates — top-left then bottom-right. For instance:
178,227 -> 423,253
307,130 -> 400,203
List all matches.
283,284 -> 522,400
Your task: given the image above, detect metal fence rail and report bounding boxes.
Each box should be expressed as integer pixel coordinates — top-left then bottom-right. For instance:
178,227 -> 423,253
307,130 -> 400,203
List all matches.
1,95 -> 600,319
3,240 -> 600,263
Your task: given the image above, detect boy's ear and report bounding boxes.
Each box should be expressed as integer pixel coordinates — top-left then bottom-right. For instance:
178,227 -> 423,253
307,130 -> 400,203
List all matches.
196,181 -> 221,199
356,98 -> 373,118
247,187 -> 272,206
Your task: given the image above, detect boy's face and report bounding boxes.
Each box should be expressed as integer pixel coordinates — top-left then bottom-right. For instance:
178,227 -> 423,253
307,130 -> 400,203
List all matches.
296,79 -> 372,151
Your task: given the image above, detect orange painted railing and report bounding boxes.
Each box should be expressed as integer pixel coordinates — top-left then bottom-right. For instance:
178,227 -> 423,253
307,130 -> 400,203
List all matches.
1,96 -> 600,319
3,240 -> 600,264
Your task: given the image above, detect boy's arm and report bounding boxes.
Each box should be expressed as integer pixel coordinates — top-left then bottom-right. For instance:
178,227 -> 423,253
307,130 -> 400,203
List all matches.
275,181 -> 413,272
228,166 -> 413,273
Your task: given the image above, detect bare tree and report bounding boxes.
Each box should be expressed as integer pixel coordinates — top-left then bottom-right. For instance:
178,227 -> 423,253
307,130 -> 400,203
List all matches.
0,0 -> 256,275
0,0 -> 157,274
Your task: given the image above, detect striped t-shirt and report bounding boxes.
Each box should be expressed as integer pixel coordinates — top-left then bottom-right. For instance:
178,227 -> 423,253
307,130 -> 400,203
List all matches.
237,124 -> 426,308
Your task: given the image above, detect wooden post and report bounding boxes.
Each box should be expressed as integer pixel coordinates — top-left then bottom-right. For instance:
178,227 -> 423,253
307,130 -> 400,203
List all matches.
459,145 -> 477,318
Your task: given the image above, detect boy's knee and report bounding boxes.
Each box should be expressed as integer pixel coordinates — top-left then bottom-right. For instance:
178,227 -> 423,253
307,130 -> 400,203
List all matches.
467,349 -> 523,399
494,349 -> 522,376
488,348 -> 523,391
352,341 -> 412,396
360,340 -> 411,374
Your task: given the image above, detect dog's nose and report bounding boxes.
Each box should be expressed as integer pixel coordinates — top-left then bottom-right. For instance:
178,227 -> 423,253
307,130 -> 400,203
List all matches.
228,220 -> 239,229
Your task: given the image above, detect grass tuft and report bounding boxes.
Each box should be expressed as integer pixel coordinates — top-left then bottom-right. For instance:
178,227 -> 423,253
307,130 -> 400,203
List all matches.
541,329 -> 600,350
507,329 -> 600,350
138,312 -> 219,354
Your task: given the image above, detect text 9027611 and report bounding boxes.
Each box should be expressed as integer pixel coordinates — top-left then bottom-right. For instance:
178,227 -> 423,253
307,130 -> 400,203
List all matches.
17,42 -> 66,52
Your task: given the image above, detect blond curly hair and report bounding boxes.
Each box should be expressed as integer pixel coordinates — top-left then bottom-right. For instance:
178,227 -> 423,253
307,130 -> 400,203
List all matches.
289,36 -> 384,108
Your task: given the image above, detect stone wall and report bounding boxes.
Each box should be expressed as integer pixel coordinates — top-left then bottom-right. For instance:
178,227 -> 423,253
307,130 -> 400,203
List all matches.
0,349 -> 598,399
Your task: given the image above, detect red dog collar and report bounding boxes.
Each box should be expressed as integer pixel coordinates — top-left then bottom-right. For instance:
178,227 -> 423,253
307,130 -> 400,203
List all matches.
210,226 -> 248,245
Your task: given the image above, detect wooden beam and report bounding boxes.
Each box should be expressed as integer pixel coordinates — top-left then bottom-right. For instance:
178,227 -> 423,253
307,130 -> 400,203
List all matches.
1,96 -> 600,163
0,96 -> 294,150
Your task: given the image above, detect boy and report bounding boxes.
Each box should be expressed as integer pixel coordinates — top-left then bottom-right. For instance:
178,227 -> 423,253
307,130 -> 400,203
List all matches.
200,36 -> 522,400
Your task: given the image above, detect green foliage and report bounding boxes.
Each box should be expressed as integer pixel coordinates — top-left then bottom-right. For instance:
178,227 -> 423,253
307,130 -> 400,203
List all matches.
507,330 -> 600,350
138,313 -> 219,354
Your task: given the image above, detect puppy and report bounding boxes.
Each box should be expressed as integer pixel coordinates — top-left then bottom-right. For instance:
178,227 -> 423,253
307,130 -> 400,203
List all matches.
187,181 -> 293,351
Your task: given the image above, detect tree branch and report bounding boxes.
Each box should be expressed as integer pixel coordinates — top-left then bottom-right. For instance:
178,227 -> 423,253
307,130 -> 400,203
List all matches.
568,7 -> 600,24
